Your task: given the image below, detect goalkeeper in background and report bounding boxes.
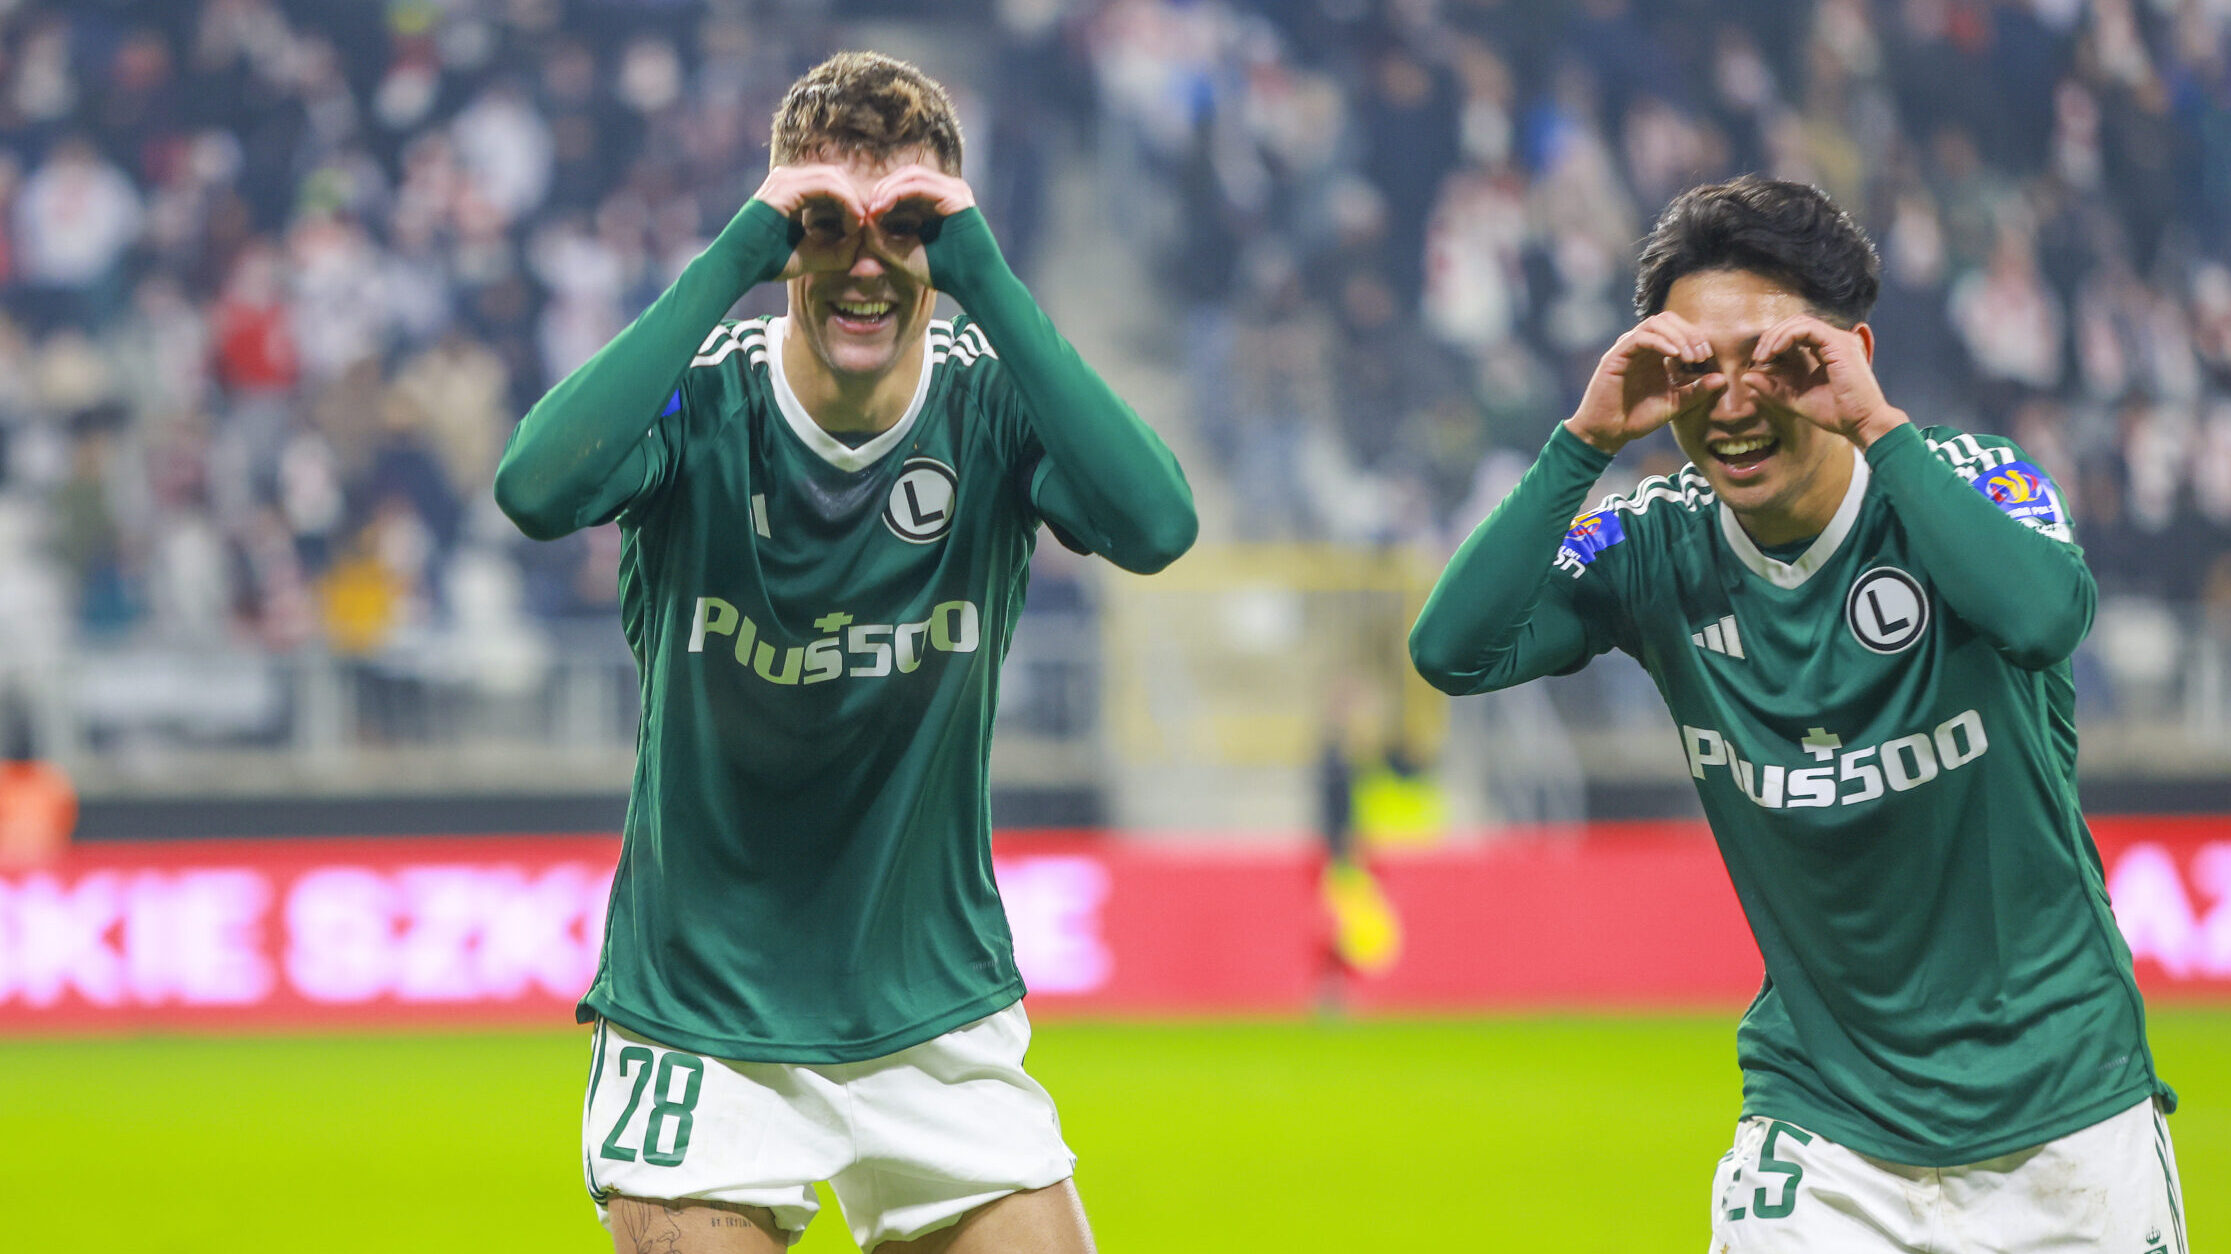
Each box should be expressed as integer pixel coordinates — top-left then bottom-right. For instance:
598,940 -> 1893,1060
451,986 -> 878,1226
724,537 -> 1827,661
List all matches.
1411,175 -> 2184,1251
497,51 -> 1195,1254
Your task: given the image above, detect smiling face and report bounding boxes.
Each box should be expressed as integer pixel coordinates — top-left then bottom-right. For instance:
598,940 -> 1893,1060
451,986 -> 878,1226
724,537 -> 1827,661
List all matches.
1663,268 -> 1864,547
783,146 -> 942,392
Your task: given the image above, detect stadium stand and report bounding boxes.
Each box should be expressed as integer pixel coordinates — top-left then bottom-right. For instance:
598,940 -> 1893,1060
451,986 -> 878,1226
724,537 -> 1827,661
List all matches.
0,1 -> 2225,824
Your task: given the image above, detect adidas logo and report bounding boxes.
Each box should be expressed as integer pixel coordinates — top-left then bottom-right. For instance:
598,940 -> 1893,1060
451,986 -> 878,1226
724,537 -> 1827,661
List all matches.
1691,614 -> 1745,659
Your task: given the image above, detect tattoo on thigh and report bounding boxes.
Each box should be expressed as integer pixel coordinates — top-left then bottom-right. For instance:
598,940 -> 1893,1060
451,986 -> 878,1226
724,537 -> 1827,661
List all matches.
614,1196 -> 781,1252
616,1202 -> 687,1254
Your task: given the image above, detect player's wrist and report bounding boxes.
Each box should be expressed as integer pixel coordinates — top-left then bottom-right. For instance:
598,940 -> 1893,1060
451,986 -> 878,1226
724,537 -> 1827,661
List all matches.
922,207 -> 1001,298
1846,406 -> 1910,451
1859,415 -> 1925,465
1562,416 -> 1628,457
719,199 -> 801,288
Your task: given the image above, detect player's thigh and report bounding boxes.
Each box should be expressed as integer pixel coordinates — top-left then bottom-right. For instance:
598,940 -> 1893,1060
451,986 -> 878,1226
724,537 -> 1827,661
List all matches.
1706,1116 -> 1927,1253
878,1180 -> 1095,1254
608,1195 -> 789,1254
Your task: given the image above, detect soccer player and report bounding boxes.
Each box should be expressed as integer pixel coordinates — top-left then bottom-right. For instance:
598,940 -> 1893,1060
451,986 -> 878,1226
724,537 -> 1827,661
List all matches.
494,52 -> 1195,1254
1409,176 -> 2187,1250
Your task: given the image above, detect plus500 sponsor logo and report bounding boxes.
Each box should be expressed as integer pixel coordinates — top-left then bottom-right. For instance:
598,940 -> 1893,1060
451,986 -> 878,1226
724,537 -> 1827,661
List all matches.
687,597 -> 980,685
1681,710 -> 1989,810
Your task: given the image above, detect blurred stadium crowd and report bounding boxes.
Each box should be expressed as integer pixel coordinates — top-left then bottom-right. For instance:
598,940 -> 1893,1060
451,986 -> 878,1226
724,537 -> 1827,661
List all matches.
0,0 -> 2227,770
1120,1 -> 2231,580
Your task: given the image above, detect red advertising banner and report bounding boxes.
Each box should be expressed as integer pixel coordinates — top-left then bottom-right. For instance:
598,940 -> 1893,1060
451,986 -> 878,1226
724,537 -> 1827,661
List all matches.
1341,824 -> 1764,1012
0,817 -> 2224,1031
0,837 -> 619,1032
2097,816 -> 2231,996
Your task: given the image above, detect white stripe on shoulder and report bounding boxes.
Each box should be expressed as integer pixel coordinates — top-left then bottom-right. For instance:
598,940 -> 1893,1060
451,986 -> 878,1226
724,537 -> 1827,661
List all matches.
1925,429 -> 2015,480
690,319 -> 772,369
931,320 -> 999,370
1589,466 -> 1716,518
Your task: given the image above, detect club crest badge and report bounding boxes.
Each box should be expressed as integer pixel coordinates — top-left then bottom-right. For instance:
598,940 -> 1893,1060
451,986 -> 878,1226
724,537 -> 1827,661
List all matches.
1846,566 -> 1928,654
884,457 -> 957,544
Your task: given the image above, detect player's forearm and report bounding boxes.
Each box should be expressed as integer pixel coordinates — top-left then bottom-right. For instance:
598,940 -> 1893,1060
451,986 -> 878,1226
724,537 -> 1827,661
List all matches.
1409,425 -> 1608,694
926,210 -> 1198,573
1865,424 -> 2096,667
494,200 -> 793,540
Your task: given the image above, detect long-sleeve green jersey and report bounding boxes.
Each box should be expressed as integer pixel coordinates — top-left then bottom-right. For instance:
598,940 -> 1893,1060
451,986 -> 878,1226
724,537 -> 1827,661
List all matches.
495,202 -> 1195,1062
1410,422 -> 2170,1166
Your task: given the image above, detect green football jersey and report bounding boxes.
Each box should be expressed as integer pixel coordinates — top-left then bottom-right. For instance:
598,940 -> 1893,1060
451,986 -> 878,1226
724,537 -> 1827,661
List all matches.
582,313 -> 1055,1063
1556,426 -> 2165,1164
1413,422 -> 2170,1166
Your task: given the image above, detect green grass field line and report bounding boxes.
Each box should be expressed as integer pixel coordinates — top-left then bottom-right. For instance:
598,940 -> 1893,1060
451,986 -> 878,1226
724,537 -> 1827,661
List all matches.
0,1010 -> 2219,1253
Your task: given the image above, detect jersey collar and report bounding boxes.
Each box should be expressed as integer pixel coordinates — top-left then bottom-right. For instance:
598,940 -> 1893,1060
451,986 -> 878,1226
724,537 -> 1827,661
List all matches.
764,315 -> 932,472
1717,443 -> 1870,589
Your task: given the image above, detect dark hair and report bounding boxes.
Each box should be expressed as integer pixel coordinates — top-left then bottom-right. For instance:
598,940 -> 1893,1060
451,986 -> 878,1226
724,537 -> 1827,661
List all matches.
770,51 -> 964,174
1633,175 -> 1880,325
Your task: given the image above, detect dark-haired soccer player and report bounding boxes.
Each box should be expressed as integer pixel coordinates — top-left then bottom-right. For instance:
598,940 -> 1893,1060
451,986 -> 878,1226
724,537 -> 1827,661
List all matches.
1411,175 -> 2186,1251
497,51 -> 1194,1254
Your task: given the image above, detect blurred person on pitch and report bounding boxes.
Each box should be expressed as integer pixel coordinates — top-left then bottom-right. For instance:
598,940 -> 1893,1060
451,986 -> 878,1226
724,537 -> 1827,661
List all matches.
0,700 -> 74,868
1410,176 -> 2185,1251
495,51 -> 1195,1254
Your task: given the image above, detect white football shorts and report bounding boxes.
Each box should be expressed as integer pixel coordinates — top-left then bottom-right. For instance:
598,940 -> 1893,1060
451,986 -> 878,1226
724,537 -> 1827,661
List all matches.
580,1003 -> 1077,1250
1707,1097 -> 2186,1253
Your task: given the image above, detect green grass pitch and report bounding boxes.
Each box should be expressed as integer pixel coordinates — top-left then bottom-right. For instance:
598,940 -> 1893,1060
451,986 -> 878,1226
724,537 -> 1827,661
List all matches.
3,1010 -> 2219,1252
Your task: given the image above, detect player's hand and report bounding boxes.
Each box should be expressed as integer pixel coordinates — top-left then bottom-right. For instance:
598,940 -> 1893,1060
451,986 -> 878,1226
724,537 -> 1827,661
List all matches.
1564,312 -> 1716,455
863,164 -> 978,290
1750,314 -> 1908,448
865,164 -> 976,221
749,164 -> 872,281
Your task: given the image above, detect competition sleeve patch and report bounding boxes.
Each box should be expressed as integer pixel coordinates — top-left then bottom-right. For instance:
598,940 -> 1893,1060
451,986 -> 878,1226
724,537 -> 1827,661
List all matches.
1976,460 -> 2074,542
1554,509 -> 1626,577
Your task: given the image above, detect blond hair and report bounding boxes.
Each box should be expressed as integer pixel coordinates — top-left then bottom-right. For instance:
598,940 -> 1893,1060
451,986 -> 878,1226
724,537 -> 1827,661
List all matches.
770,51 -> 963,174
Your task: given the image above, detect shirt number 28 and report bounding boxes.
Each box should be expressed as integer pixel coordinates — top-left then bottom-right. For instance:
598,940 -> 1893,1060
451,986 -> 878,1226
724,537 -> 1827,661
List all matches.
600,1046 -> 707,1167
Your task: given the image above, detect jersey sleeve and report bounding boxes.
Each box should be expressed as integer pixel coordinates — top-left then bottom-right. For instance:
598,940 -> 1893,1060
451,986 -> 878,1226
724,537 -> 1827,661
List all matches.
598,386 -> 688,526
1409,424 -> 1630,696
925,211 -> 1197,574
1865,423 -> 2095,669
493,201 -> 791,540
619,319 -> 779,518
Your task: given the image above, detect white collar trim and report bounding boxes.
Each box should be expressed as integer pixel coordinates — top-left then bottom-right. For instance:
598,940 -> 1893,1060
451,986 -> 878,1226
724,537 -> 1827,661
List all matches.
1718,444 -> 1869,589
764,315 -> 931,472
